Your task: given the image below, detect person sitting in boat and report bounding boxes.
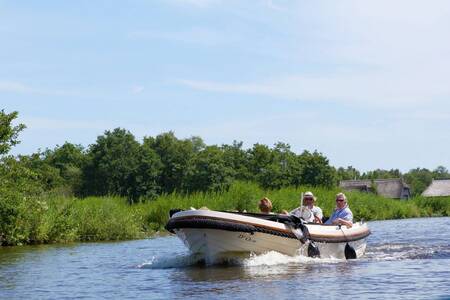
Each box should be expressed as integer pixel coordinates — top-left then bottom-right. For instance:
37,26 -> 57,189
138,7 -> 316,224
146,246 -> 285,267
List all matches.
258,197 -> 273,214
289,191 -> 323,223
325,192 -> 353,227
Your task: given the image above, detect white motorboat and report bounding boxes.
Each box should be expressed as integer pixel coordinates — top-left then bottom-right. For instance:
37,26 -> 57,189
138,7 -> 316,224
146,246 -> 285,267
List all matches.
165,209 -> 371,259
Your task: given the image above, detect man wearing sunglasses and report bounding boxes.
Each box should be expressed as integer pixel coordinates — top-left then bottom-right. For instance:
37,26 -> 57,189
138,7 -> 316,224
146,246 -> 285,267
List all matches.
325,193 -> 353,227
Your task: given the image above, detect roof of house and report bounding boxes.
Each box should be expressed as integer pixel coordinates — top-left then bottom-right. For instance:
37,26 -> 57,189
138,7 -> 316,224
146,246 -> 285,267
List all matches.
339,180 -> 372,188
422,179 -> 450,197
340,178 -> 410,198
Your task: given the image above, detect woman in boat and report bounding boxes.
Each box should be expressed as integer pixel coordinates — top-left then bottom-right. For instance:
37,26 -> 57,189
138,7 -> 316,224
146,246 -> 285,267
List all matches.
258,197 -> 273,214
325,192 -> 353,227
289,191 -> 323,223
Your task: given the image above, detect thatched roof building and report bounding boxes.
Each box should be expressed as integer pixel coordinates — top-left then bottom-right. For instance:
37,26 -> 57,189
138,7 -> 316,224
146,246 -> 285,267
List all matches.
339,178 -> 411,199
422,179 -> 450,197
339,180 -> 372,192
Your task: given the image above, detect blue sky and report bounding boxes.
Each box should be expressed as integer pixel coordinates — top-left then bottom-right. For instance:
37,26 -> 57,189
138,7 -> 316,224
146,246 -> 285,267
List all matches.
1,0 -> 450,171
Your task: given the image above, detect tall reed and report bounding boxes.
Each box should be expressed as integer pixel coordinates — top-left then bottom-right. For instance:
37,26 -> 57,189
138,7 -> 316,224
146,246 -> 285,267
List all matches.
1,182 -> 449,245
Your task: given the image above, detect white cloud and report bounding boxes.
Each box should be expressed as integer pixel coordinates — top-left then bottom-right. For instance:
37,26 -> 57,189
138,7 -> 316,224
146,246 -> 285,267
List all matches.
176,1 -> 450,110
0,81 -> 33,93
263,0 -> 286,12
129,27 -> 239,47
168,0 -> 220,8
20,117 -> 165,141
177,79 -> 270,94
177,71 -> 450,109
22,117 -> 113,131
131,85 -> 145,94
0,80 -> 74,96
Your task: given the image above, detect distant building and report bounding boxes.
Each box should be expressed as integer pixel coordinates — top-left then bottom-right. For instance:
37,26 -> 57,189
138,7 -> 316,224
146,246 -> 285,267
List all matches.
339,178 -> 411,199
422,179 -> 450,197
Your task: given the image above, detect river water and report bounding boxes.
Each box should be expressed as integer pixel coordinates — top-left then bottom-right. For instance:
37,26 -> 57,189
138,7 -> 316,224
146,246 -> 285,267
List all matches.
1,217 -> 449,299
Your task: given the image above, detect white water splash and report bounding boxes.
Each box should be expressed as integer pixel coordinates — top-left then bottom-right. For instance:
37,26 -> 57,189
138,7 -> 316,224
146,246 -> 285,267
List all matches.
138,253 -> 205,269
243,251 -> 342,267
139,251 -> 344,269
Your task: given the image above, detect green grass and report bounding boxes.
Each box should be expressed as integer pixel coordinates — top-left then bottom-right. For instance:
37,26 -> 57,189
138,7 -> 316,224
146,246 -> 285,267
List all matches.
1,181 -> 449,245
1,195 -> 148,245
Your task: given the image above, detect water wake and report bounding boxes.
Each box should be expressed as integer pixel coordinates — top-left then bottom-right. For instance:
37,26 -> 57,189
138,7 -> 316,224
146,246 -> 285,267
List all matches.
139,242 -> 450,270
366,243 -> 450,261
139,250 -> 343,269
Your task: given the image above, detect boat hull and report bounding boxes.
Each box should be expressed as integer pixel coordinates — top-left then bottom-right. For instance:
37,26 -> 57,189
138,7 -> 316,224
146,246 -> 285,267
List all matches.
175,228 -> 367,259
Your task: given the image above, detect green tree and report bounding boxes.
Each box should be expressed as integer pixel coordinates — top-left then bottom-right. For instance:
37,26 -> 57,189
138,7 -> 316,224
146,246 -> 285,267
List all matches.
433,166 -> 450,179
0,156 -> 43,245
44,142 -> 87,194
404,168 -> 433,196
221,140 -> 250,181
247,143 -> 274,188
274,142 -> 302,187
188,136 -> 206,153
297,150 -> 336,187
133,140 -> 163,200
336,166 -> 361,181
361,169 -> 401,180
145,132 -> 195,193
82,128 -> 142,199
0,110 -> 44,245
258,143 -> 301,189
246,142 -> 302,189
0,109 -> 26,156
18,152 -> 63,190
186,145 -> 234,192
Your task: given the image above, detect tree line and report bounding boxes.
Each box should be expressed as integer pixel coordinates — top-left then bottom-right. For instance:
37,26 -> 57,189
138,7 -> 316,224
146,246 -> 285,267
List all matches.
1,109 -> 449,201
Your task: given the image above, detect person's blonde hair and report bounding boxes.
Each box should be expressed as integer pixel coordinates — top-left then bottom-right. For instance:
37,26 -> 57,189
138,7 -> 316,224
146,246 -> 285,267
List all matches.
336,192 -> 347,201
259,197 -> 272,212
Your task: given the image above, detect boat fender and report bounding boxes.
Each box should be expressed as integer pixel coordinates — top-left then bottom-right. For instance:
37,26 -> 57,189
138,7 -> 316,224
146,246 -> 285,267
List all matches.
290,228 -> 307,244
285,214 -> 312,244
298,221 -> 313,243
338,225 -> 357,259
344,243 -> 357,259
307,241 -> 320,258
287,214 -> 303,227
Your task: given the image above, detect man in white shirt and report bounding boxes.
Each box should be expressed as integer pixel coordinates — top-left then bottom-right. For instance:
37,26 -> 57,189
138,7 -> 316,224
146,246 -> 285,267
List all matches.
289,191 -> 323,223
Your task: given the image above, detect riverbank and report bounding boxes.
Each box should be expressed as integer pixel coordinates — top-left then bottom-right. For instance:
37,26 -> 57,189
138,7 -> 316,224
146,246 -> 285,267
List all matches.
1,182 -> 449,245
